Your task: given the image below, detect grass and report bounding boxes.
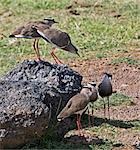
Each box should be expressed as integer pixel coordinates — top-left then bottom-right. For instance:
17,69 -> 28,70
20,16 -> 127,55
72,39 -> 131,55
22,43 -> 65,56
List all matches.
111,57 -> 140,65
0,0 -> 140,149
93,93 -> 132,109
0,0 -> 140,75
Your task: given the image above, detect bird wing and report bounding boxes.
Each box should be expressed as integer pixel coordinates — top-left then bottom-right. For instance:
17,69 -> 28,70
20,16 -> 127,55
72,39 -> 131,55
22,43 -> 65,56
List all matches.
36,28 -> 52,43
57,93 -> 89,120
90,88 -> 98,102
50,31 -> 71,48
36,28 -> 71,48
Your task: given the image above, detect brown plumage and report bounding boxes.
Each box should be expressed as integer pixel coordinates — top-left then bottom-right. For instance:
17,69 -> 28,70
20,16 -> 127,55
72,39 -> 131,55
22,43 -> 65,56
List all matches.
32,26 -> 79,64
9,18 -> 58,60
57,81 -> 97,134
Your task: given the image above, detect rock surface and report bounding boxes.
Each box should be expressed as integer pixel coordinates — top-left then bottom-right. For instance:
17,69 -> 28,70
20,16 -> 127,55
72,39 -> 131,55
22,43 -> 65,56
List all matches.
0,60 -> 82,149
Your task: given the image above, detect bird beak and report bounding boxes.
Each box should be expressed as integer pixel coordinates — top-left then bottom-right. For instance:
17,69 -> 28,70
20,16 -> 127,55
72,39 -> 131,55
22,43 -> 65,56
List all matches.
9,35 -> 15,38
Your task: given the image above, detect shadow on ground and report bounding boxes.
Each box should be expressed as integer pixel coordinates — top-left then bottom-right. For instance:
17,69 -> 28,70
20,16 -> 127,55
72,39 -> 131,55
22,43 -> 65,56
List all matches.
82,114 -> 135,129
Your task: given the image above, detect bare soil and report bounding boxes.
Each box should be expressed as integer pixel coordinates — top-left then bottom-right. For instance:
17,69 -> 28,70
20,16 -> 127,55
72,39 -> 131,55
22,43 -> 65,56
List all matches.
65,58 -> 140,147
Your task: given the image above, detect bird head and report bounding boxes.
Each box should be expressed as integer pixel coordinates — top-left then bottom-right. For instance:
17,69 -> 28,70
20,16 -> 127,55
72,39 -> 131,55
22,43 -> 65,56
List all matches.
83,81 -> 96,90
44,17 -> 58,26
82,81 -> 98,101
31,25 -> 38,31
88,81 -> 96,87
104,72 -> 112,80
81,81 -> 96,97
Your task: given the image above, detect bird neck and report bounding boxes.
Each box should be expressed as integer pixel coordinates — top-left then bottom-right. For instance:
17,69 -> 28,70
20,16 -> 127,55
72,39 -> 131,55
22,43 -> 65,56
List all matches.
46,22 -> 53,27
80,88 -> 92,100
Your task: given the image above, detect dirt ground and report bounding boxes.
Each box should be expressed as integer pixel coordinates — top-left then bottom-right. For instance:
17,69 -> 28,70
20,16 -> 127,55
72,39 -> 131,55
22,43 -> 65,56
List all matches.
65,58 -> 140,149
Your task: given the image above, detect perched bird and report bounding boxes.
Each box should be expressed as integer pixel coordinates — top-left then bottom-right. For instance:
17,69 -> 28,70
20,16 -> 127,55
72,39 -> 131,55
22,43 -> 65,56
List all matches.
9,18 -> 58,60
57,81 -> 97,135
98,73 -> 113,120
31,26 -> 79,64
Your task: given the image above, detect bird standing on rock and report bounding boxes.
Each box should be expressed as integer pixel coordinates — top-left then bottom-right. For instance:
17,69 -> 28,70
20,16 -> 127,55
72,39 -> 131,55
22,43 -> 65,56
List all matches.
31,26 -> 79,64
9,18 -> 58,60
57,81 -> 97,135
98,73 -> 113,120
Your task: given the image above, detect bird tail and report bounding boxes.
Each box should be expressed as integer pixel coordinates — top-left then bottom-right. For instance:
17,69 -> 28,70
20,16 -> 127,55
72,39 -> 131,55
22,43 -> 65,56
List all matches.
9,34 -> 15,38
9,34 -> 31,38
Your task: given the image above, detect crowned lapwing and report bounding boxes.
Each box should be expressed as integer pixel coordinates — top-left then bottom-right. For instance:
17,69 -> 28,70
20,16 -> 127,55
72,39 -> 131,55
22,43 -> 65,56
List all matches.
98,73 -> 113,120
9,18 -> 58,60
57,81 -> 97,135
31,26 -> 79,64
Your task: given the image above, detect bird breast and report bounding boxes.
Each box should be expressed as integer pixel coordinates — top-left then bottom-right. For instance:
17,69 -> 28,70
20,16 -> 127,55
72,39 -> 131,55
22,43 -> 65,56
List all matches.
90,89 -> 98,102
98,79 -> 112,97
57,93 -> 90,120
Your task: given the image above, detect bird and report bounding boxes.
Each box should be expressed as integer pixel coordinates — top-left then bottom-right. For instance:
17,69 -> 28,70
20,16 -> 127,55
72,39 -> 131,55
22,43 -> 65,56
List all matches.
9,18 -> 58,60
57,81 -> 97,135
98,72 -> 113,120
31,25 -> 79,64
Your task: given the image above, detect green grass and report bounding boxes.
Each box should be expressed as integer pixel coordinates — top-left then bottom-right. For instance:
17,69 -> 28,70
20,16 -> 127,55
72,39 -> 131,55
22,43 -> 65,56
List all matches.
111,57 -> 140,65
0,0 -> 139,75
0,0 -> 140,149
92,93 -> 132,109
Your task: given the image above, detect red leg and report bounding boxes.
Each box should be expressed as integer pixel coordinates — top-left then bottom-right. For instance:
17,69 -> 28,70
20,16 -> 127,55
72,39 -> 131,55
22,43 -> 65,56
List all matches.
51,52 -> 59,64
35,39 -> 41,61
78,115 -> 82,129
33,39 -> 41,61
51,48 -> 63,64
76,114 -> 81,135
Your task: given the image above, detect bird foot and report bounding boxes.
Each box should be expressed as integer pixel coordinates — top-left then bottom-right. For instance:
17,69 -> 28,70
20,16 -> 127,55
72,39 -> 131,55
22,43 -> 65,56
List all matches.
36,57 -> 42,62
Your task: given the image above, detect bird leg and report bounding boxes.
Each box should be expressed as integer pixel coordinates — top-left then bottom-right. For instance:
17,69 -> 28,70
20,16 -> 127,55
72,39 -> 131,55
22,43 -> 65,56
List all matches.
76,114 -> 80,133
87,106 -> 91,127
103,98 -> 106,122
51,52 -> 59,64
51,47 -> 63,64
76,114 -> 83,136
91,102 -> 94,126
78,115 -> 82,129
35,39 -> 41,60
33,39 -> 41,61
107,96 -> 110,120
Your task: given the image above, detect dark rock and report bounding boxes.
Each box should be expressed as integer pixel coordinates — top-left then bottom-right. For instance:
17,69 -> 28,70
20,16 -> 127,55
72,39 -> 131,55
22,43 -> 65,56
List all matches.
0,60 -> 82,149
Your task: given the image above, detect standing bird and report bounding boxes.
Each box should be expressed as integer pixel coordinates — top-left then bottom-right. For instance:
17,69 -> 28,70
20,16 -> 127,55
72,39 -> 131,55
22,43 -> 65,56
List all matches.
57,81 -> 97,135
31,26 -> 79,64
9,18 -> 58,60
98,73 -> 113,120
